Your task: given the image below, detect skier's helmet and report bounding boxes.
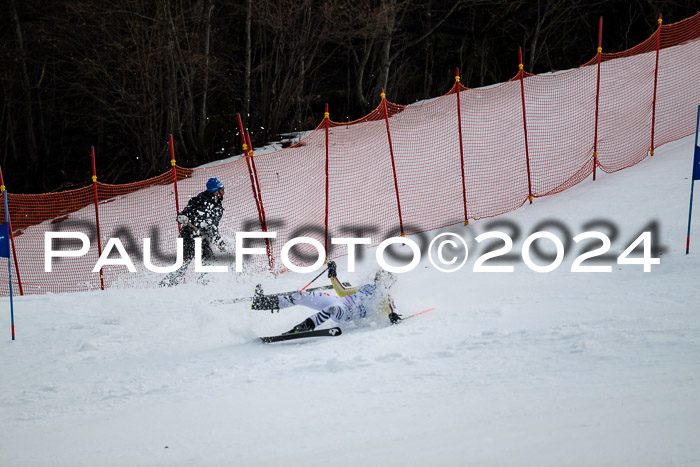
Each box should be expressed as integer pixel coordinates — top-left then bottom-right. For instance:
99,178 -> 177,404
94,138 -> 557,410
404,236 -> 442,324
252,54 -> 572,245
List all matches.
374,269 -> 396,289
206,177 -> 225,194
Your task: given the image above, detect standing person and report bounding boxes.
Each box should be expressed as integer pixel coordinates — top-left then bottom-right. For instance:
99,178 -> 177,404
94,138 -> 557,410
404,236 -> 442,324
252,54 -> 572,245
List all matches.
251,261 -> 402,334
160,177 -> 227,286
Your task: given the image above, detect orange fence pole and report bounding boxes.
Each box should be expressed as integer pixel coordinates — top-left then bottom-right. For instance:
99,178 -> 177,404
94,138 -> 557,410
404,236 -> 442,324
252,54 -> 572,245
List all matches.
169,135 -> 181,232
455,68 -> 469,225
518,48 -> 534,204
650,14 -> 662,156
90,147 -> 105,290
380,89 -> 406,237
324,104 -> 330,253
0,165 -> 23,296
593,17 -> 603,181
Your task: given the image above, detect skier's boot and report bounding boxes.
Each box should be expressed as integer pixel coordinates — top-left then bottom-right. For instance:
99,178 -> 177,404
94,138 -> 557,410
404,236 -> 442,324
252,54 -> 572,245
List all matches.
284,318 -> 315,335
251,284 -> 280,312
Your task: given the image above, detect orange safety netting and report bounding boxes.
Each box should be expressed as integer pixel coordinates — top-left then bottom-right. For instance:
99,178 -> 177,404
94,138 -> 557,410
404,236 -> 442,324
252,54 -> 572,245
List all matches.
2,12 -> 700,296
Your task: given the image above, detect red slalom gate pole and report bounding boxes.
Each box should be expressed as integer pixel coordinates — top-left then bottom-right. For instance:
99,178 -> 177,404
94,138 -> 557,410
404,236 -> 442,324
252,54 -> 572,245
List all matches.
169,135 -> 181,233
237,114 -> 264,224
236,114 -> 247,151
246,132 -> 266,227
650,14 -> 662,157
380,89 -> 406,237
593,16 -> 603,181
518,48 -> 534,204
324,104 -> 330,255
455,68 -> 469,225
246,132 -> 274,271
0,165 -> 23,296
90,147 -> 105,290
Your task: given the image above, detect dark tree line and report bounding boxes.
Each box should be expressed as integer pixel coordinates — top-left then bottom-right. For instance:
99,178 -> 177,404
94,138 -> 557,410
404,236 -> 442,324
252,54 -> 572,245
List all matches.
0,0 -> 697,193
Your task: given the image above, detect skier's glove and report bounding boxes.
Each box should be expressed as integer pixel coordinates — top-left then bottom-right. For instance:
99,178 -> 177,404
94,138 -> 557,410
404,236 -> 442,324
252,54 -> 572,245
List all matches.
389,312 -> 402,324
327,260 -> 337,278
216,239 -> 227,252
176,214 -> 190,225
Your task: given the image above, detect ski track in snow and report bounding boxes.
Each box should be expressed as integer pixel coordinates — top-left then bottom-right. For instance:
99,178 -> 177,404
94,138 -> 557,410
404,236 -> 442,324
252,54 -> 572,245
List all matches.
1,136 -> 700,466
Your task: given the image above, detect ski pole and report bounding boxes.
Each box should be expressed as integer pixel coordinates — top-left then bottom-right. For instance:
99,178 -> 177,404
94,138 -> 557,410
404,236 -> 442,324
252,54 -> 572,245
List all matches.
185,221 -> 200,234
299,267 -> 328,293
402,307 -> 436,320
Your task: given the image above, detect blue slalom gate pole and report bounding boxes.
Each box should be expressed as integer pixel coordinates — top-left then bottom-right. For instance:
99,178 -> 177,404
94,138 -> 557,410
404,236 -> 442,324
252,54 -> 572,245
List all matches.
687,105 -> 700,255
689,180 -> 696,254
3,188 -> 15,340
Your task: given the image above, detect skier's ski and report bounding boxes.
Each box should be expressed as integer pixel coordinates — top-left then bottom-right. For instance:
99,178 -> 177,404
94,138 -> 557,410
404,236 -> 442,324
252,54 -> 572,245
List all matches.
260,327 -> 342,343
210,283 -> 350,306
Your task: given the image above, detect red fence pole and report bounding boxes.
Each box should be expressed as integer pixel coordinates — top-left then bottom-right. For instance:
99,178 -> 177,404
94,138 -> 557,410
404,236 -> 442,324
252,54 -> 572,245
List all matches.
0,165 -> 23,296
455,68 -> 469,225
380,89 -> 406,237
169,135 -> 181,232
593,17 -> 603,181
90,147 -> 105,290
650,14 -> 662,157
324,104 -> 330,253
246,132 -> 274,270
518,48 -> 534,204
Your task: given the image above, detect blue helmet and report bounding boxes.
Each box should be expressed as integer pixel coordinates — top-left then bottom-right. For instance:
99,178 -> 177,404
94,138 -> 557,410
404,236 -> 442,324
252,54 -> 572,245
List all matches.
206,177 -> 225,194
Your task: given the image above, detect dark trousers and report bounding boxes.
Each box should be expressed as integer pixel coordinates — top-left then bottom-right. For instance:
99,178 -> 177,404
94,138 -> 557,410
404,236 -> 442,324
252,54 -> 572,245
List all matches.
159,231 -> 215,287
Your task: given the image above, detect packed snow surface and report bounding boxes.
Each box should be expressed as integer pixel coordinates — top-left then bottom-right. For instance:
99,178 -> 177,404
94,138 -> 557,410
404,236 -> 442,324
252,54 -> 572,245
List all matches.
1,136 -> 700,466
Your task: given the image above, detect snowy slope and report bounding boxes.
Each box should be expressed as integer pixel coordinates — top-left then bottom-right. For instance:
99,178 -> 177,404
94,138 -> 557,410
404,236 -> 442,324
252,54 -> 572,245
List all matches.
1,135 -> 700,466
